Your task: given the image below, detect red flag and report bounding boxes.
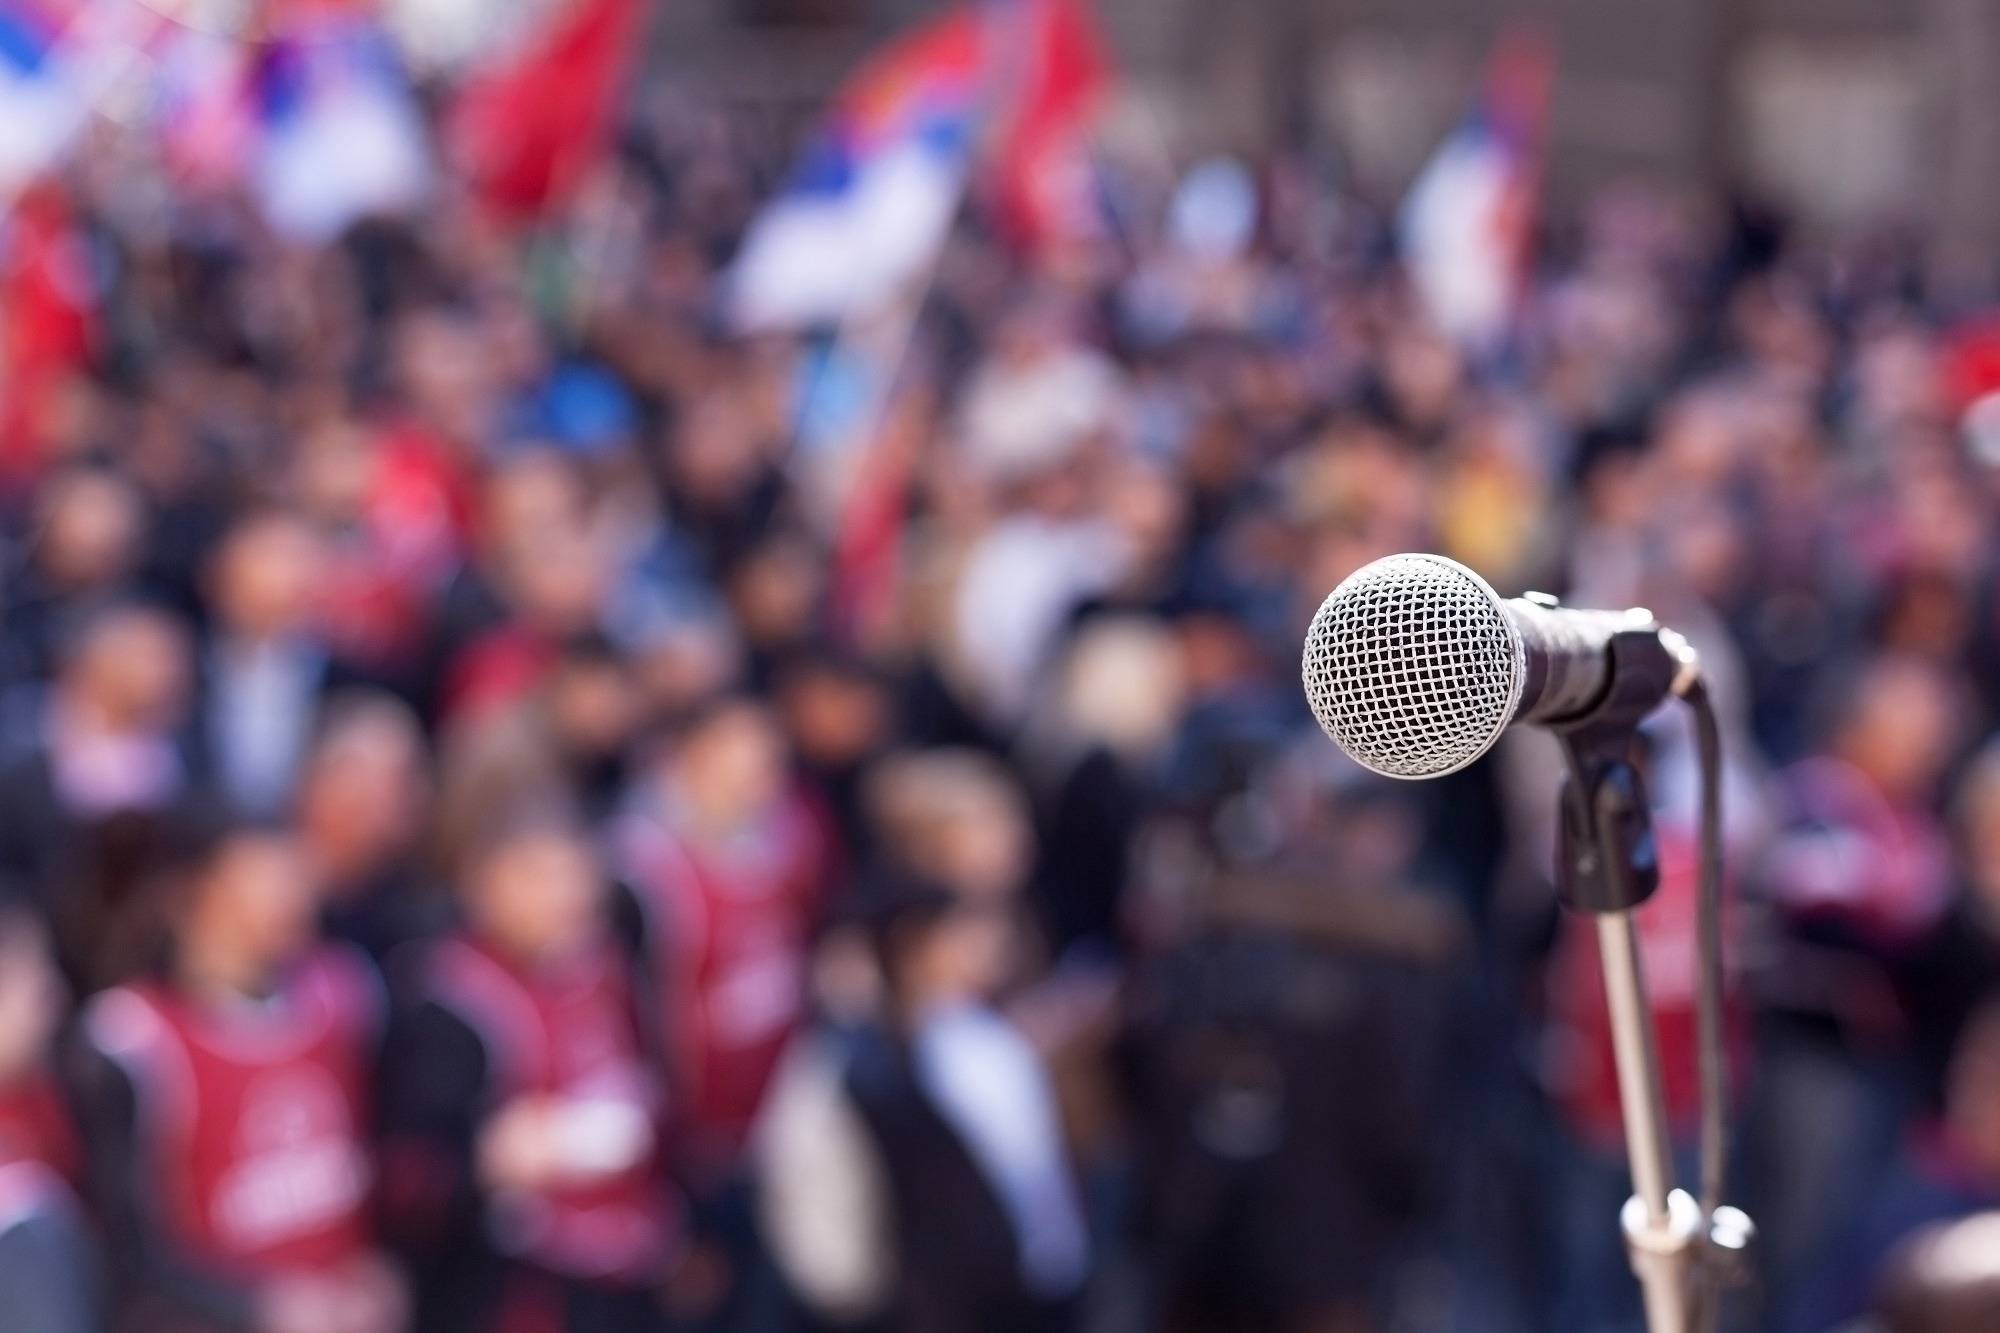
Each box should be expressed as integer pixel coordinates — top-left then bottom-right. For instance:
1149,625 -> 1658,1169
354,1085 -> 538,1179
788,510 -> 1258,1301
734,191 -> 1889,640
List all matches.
986,0 -> 1111,253
447,0 -> 647,223
0,182 -> 95,482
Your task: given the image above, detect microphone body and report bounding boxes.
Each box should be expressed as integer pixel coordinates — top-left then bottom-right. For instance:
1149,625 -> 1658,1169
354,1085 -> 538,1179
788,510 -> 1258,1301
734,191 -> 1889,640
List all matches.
1301,552 -> 1674,780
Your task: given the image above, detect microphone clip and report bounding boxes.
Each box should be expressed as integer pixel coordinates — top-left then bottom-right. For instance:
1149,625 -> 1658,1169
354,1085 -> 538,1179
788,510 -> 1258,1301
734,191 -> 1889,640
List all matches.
1551,623 -> 1680,916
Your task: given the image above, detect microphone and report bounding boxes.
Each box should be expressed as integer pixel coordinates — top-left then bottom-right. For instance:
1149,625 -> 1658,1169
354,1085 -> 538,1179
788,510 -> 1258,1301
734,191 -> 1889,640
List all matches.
1300,552 -> 1690,780
1301,552 -> 1746,1331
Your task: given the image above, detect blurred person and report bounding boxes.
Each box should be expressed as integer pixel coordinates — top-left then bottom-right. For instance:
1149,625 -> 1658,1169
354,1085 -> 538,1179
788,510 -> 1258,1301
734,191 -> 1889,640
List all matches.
945,304 -> 1134,731
291,416 -> 429,683
616,697 -> 831,1171
124,378 -> 233,625
439,516 -> 611,727
3,465 -> 147,690
1786,999 -> 2000,1331
627,612 -> 746,730
657,382 -> 790,574
1899,740 -> 2000,1109
434,633 -> 642,872
1751,654 -> 1968,1305
379,799 -> 679,1333
1125,773 -> 1461,1333
1368,313 -> 1464,446
0,904 -> 101,1333
1431,402 -> 1556,590
853,875 -> 1090,1333
1762,653 -> 1963,963
426,447 -> 589,704
1020,615 -> 1186,959
199,511 -> 355,820
1871,1212 -> 2000,1333
774,650 -> 898,872
296,692 -> 438,965
613,695 -> 831,1323
72,818 -> 405,1333
0,602 -> 193,983
725,530 -> 827,689
865,749 -> 1036,909
389,307 -> 499,472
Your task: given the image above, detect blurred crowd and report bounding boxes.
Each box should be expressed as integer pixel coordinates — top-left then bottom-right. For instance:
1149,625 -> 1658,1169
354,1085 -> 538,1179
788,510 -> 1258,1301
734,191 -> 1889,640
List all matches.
6,77 -> 2000,1333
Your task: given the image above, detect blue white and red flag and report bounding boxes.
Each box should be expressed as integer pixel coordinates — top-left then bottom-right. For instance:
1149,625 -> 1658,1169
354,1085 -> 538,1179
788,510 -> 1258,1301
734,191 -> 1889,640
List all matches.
728,7 -> 984,332
1399,31 -> 1553,350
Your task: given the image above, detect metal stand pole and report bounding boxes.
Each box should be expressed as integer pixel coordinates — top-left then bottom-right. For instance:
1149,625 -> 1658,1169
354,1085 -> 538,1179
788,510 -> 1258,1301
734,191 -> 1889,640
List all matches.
1597,911 -> 1703,1333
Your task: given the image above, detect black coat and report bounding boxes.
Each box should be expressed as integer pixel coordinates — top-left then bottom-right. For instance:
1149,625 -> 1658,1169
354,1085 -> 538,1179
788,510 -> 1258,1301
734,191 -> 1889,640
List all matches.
843,1027 -> 1073,1333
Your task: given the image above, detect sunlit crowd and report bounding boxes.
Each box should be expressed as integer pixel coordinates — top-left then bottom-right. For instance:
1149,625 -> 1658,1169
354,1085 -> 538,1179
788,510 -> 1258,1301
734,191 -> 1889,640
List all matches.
0,78 -> 1998,1333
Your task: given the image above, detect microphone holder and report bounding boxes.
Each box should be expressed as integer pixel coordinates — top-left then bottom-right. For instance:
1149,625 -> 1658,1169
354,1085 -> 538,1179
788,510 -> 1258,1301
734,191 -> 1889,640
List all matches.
1544,612 -> 1756,1333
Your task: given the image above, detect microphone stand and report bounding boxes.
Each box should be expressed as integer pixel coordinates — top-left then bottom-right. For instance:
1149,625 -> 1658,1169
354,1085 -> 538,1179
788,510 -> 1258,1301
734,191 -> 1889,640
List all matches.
1542,612 -> 1756,1333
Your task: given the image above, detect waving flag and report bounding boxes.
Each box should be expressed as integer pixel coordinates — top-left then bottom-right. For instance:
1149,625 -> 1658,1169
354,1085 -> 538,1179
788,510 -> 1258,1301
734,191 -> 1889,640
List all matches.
0,0 -> 161,200
446,0 -> 646,223
986,0 -> 1110,253
728,8 -> 983,333
257,16 -> 430,239
156,7 -> 430,241
0,180 -> 96,480
1399,31 -> 1553,350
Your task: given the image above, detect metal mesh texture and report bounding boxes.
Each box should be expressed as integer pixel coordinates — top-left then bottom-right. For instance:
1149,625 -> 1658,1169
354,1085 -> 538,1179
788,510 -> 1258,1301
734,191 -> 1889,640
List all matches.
1301,553 -> 1524,779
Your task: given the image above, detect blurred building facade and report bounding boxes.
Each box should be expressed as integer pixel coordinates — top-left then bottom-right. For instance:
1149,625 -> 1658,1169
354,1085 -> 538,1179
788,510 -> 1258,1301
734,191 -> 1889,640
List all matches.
657,0 -> 2000,289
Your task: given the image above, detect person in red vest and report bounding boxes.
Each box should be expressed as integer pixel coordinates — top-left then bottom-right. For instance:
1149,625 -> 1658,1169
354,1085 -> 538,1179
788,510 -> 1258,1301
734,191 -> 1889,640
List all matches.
379,797 -> 680,1333
0,902 -> 99,1333
72,816 -> 403,1333
611,695 -> 832,1324
613,697 -> 832,1186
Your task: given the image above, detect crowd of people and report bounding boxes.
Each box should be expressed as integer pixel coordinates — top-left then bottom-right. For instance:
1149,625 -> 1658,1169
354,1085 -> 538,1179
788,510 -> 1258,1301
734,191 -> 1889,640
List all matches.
3,66 -> 2000,1333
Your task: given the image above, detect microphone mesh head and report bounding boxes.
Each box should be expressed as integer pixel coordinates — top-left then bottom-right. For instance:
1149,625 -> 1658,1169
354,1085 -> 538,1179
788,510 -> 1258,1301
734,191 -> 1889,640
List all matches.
1301,553 -> 1524,779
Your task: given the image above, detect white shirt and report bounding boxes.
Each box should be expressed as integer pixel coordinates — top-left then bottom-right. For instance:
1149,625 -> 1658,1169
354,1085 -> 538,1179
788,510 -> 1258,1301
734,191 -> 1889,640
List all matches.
912,1001 -> 1089,1297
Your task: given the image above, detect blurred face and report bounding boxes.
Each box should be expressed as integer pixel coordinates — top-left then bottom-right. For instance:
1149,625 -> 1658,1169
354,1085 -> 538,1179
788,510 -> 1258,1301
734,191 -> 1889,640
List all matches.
465,831 -> 602,963
396,311 -> 494,449
1838,661 -> 1957,804
213,515 -> 324,640
670,391 -> 766,508
293,419 -> 375,526
183,834 -> 318,989
779,669 -> 888,769
549,658 -> 640,759
501,525 -> 606,634
483,452 -> 584,560
927,805 -> 1030,903
0,915 -> 64,1084
297,717 -> 428,887
670,704 -> 787,832
72,610 -> 192,733
727,539 -> 823,649
40,471 -> 141,592
901,902 -> 1013,1013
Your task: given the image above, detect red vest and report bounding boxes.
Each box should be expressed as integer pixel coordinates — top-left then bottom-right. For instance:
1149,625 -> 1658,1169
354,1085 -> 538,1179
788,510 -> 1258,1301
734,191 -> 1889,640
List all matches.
615,798 -> 824,1165
83,947 -> 379,1276
1545,824 -> 1749,1148
426,934 -> 673,1283
0,1072 -> 83,1234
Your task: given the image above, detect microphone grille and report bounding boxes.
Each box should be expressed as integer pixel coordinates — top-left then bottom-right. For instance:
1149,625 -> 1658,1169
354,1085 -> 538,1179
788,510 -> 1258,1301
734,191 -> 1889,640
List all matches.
1301,553 -> 1525,779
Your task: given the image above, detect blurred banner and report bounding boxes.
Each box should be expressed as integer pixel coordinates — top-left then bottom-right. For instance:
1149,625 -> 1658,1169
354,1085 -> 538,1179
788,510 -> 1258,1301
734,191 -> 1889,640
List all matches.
1399,29 -> 1552,351
0,180 -> 94,477
0,0 -> 163,199
729,0 -> 1112,334
727,6 -> 983,333
444,0 -> 646,223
